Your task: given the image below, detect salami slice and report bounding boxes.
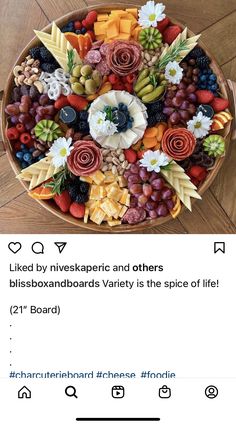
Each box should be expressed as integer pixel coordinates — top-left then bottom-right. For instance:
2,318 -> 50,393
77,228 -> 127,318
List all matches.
96,60 -> 110,75
107,41 -> 142,76
85,50 -> 102,64
100,43 -> 110,57
90,40 -> 104,50
67,140 -> 102,176
122,207 -> 146,224
161,128 -> 196,161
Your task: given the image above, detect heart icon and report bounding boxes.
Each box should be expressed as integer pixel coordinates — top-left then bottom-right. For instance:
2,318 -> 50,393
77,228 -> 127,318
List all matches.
8,242 -> 22,254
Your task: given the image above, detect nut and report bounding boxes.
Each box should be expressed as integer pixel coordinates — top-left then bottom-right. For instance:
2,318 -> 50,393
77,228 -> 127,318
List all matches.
18,75 -> 25,84
13,65 -> 24,77
33,60 -> 40,68
23,78 -> 30,85
14,77 -> 19,87
26,58 -> 34,66
25,66 -> 31,72
112,157 -> 120,165
31,67 -> 39,74
112,165 -> 117,174
34,80 -> 44,94
106,156 -> 113,163
119,153 -> 125,162
102,164 -> 108,172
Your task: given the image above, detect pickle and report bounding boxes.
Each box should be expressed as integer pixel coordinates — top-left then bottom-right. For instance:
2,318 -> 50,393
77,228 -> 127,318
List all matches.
137,84 -> 154,98
136,69 -> 149,84
134,76 -> 150,93
142,85 -> 165,103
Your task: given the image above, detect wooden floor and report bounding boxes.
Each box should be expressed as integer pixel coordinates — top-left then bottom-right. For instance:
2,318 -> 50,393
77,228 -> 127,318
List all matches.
0,0 -> 236,234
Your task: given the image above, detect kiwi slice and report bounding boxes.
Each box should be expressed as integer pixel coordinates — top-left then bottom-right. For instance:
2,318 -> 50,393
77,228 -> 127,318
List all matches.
34,120 -> 62,143
139,28 -> 163,50
203,135 -> 225,157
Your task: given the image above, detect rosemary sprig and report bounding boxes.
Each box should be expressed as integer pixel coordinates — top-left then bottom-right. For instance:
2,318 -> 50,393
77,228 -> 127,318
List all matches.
67,49 -> 76,74
44,167 -> 69,195
104,106 -> 114,122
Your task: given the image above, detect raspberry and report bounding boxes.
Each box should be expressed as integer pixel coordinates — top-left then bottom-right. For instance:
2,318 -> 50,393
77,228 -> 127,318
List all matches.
20,133 -> 32,145
6,127 -> 19,140
86,10 -> 98,24
74,21 -> 82,30
16,124 -> 25,133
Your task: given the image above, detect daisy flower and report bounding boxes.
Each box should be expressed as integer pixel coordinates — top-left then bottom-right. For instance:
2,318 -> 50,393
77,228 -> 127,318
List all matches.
90,111 -> 118,136
165,61 -> 183,84
187,112 -> 213,139
49,137 -> 73,167
138,1 -> 166,28
140,150 -> 170,173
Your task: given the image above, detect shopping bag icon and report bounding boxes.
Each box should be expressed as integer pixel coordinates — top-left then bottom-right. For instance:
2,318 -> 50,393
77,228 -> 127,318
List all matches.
159,385 -> 171,398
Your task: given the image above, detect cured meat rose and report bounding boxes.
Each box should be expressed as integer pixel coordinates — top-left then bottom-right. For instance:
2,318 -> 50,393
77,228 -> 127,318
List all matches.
107,41 -> 142,76
161,128 -> 196,161
67,140 -> 102,176
122,207 -> 146,224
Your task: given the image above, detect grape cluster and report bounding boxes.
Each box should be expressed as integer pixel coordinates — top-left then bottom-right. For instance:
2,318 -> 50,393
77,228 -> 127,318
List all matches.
124,163 -> 175,219
163,82 -> 197,125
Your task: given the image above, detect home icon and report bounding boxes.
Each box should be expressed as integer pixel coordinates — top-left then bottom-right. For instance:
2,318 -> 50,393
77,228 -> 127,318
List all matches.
18,386 -> 31,399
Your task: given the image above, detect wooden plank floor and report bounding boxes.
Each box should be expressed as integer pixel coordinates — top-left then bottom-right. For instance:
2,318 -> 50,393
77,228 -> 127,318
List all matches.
0,0 -> 236,234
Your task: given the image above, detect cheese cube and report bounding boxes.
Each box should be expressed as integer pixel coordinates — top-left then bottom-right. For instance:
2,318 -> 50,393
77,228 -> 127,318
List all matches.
120,19 -> 132,34
107,186 -> 123,202
97,14 -> 109,21
94,22 -> 106,36
80,176 -> 93,184
116,33 -> 131,40
90,207 -> 107,225
125,8 -> 138,19
90,170 -> 105,185
104,171 -> 117,183
90,185 -> 102,200
119,205 -> 128,218
100,198 -> 120,217
108,220 -> 122,227
106,20 -> 119,39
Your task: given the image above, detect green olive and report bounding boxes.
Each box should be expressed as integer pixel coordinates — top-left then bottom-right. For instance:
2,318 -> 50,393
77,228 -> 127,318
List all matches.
69,76 -> 78,84
79,76 -> 86,85
92,70 -> 102,87
85,79 -> 97,94
72,65 -> 82,78
81,65 -> 93,77
71,82 -> 85,95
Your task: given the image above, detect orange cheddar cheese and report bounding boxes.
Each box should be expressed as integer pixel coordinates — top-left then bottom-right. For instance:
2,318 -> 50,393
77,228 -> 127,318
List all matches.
119,19 -> 132,34
97,13 -> 109,21
125,8 -> 138,19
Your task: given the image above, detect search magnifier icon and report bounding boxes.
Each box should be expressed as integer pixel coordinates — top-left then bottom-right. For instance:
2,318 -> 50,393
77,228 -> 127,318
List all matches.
65,386 -> 78,398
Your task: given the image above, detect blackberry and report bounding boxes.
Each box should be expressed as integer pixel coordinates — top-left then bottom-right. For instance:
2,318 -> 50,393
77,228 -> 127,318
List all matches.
147,115 -> 158,127
40,47 -> 54,63
196,56 -> 211,69
68,185 -> 79,201
75,193 -> 89,204
41,62 -> 57,73
188,47 -> 204,59
79,181 -> 89,194
79,110 -> 89,121
147,100 -> 164,114
61,21 -> 75,33
77,121 -> 89,133
155,112 -> 167,123
29,46 -> 41,60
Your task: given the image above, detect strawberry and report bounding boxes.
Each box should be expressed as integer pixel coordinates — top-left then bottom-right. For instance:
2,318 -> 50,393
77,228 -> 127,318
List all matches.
74,21 -> 82,30
54,191 -> 71,213
70,202 -> 85,218
112,82 -> 125,91
67,94 -> 89,111
210,97 -> 229,113
137,149 -> 147,159
156,17 -> 170,33
124,82 -> 133,93
195,90 -> 214,104
108,74 -> 119,85
125,73 -> 136,84
54,95 -> 70,110
6,127 -> 19,140
124,149 -> 137,163
188,165 -> 207,181
163,25 -> 182,44
86,10 -> 97,24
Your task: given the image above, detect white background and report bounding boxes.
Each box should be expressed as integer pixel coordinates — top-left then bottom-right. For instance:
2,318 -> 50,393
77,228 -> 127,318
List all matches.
0,235 -> 235,425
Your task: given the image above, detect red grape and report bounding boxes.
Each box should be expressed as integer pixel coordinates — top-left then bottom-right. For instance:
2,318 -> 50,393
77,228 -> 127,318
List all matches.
170,112 -> 181,125
157,203 -> 169,217
145,201 -> 157,210
188,104 -> 197,115
180,100 -> 190,110
161,187 -> 173,200
172,96 -> 184,108
5,104 -> 20,116
178,82 -> 187,90
138,194 -> 148,206
187,93 -> 197,103
148,210 -> 158,219
128,174 -> 141,186
164,98 -> 173,107
130,184 -> 143,195
166,199 -> 175,210
143,183 -> 153,197
139,167 -> 150,182
151,190 -> 162,202
130,164 -> 140,174
130,196 -> 138,207
179,110 -> 190,121
163,107 -> 175,116
186,84 -> 196,94
176,89 -> 186,98
151,178 -> 164,190
124,170 -> 131,180
39,94 -> 50,106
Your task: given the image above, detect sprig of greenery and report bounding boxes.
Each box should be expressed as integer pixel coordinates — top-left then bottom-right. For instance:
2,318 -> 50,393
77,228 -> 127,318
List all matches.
161,160 -> 174,171
67,49 -> 76,74
104,106 -> 114,122
149,73 -> 158,88
44,167 -> 69,195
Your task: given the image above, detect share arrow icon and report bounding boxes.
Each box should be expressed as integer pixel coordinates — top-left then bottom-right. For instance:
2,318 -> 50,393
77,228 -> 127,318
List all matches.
54,242 -> 67,254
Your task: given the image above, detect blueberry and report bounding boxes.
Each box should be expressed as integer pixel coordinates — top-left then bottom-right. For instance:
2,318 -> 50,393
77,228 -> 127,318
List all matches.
38,154 -> 45,160
201,84 -> 207,89
23,153 -> 32,163
16,151 -> 24,160
210,84 -> 218,91
21,144 -> 26,149
76,29 -> 81,34
203,69 -> 208,75
209,74 -> 217,81
200,75 -> 207,82
81,27 -> 87,34
29,147 -> 35,153
21,161 -> 28,168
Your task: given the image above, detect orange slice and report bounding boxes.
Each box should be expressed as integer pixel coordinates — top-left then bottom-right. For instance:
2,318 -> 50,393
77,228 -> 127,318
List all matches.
65,32 -> 80,51
28,185 -> 54,200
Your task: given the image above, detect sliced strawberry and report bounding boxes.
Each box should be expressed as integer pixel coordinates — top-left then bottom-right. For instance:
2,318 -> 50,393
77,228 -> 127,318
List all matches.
124,149 -> 137,163
67,94 -> 89,111
163,25 -> 182,44
108,74 -> 120,85
54,95 -> 70,110
70,202 -> 85,218
210,97 -> 229,113
54,191 -> 71,213
188,165 -> 207,181
195,90 -> 214,104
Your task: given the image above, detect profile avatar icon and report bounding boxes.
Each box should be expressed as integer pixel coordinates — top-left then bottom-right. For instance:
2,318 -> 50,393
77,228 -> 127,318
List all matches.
205,385 -> 218,399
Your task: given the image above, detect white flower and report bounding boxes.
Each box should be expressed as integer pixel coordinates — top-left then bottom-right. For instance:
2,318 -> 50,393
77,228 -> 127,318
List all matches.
165,61 -> 183,84
89,111 -> 118,137
140,150 -> 170,172
138,1 -> 166,28
49,137 -> 73,167
187,112 -> 213,139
